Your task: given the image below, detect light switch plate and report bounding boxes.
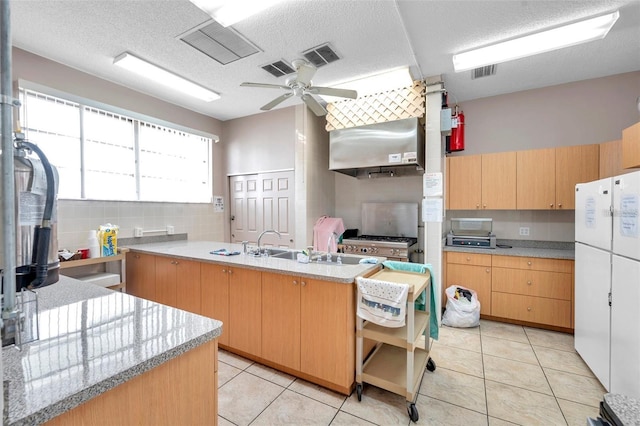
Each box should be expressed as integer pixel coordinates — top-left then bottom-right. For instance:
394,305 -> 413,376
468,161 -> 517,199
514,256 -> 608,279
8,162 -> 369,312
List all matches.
134,227 -> 143,237
166,225 -> 175,235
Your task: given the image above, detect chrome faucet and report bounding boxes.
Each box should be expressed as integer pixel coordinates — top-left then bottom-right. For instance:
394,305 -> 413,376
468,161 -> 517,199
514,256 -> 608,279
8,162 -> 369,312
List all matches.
326,232 -> 338,262
257,230 -> 281,255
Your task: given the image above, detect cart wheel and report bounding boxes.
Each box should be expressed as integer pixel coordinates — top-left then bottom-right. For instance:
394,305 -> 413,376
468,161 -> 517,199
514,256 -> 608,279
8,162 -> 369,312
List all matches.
408,403 -> 419,422
356,383 -> 363,402
427,357 -> 436,372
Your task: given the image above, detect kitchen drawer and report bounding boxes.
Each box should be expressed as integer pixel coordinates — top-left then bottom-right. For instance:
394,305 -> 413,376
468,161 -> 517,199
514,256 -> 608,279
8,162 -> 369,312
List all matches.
446,252 -> 492,267
492,268 -> 572,300
491,292 -> 571,328
491,255 -> 573,273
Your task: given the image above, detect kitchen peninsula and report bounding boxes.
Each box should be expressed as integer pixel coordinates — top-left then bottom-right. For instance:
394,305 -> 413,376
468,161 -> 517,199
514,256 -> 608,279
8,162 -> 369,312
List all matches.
124,240 -> 383,394
2,277 -> 222,426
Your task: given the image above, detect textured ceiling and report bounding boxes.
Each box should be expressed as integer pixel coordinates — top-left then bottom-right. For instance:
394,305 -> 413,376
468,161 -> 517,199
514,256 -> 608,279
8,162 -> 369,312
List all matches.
9,0 -> 640,121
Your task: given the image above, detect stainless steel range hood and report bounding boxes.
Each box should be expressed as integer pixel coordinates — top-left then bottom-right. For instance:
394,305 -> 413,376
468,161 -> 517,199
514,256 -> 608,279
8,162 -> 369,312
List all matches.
329,117 -> 425,178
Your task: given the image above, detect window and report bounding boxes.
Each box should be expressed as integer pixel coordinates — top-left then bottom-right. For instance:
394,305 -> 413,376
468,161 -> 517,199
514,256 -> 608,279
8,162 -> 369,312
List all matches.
19,88 -> 213,203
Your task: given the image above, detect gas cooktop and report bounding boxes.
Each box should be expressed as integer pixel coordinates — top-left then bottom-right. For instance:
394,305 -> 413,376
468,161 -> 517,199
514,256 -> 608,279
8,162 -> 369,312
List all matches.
344,235 -> 418,245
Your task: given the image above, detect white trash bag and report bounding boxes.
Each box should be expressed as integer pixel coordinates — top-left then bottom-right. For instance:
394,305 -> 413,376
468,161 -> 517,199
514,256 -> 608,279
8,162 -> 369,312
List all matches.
442,285 -> 480,328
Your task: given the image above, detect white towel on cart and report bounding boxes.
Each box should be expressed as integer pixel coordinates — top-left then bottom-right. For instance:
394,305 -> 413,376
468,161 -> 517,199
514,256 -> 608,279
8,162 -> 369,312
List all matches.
356,277 -> 409,328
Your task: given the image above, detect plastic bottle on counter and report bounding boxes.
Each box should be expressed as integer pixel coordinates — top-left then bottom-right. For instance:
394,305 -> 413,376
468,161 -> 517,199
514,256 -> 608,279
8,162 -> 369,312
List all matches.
88,229 -> 100,258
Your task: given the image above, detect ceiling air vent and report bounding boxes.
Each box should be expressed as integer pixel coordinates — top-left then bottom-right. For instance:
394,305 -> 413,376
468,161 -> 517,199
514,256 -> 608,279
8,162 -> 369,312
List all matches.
302,43 -> 340,68
261,60 -> 295,77
471,64 -> 497,79
180,20 -> 260,65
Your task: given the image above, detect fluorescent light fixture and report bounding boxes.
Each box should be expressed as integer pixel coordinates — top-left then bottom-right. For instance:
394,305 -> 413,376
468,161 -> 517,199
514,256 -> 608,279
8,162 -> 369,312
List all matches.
189,0 -> 284,27
453,10 -> 620,72
113,52 -> 220,102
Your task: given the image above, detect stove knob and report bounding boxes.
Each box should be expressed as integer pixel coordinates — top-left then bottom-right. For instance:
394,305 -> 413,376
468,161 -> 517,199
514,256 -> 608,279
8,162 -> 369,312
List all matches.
361,248 -> 368,253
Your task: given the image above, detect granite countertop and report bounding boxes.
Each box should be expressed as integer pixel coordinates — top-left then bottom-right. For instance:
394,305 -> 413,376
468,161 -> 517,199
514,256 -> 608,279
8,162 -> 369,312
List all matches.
124,240 -> 383,283
3,277 -> 222,426
443,239 -> 575,260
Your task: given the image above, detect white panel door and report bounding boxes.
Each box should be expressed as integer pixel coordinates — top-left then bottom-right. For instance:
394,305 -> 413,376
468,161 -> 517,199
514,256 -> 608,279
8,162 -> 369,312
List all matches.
610,254 -> 640,398
575,177 -> 612,250
229,171 -> 295,248
613,171 -> 640,261
574,242 -> 611,391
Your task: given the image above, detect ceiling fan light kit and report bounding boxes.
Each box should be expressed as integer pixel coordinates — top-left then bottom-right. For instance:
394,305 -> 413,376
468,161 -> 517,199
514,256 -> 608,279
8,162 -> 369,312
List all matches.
452,10 -> 620,72
241,59 -> 358,116
113,52 -> 220,102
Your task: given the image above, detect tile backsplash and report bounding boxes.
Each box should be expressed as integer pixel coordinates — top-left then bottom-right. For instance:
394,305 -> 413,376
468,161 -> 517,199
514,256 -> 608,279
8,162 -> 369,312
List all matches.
445,210 -> 575,242
57,200 -> 224,252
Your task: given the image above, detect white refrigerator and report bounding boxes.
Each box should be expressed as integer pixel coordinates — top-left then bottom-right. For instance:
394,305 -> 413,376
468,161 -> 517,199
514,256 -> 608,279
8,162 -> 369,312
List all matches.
575,171 -> 640,398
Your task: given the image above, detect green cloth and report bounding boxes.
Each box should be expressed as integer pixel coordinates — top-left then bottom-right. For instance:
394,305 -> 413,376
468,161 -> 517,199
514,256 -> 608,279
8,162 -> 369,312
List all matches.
382,260 -> 439,340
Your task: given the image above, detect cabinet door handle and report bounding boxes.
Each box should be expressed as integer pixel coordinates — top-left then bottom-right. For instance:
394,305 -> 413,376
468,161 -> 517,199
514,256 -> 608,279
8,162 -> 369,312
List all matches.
228,269 -> 233,274
134,254 -> 140,259
485,268 -> 490,273
222,269 -> 226,273
527,281 -> 532,285
483,204 -> 486,208
293,280 -> 298,285
466,257 -> 471,261
301,281 -> 306,287
476,204 -> 480,209
527,261 -> 532,266
558,203 -> 562,208
527,307 -> 532,311
550,203 -> 554,207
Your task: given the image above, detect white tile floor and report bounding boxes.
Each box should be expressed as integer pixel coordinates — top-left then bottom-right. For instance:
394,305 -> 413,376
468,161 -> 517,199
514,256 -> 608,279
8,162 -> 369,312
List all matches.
217,319 -> 605,425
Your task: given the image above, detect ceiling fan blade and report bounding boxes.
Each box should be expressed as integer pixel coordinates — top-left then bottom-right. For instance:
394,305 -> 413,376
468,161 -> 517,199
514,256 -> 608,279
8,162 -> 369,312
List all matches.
309,86 -> 358,99
302,94 -> 327,116
295,62 -> 317,86
241,82 -> 290,90
261,92 -> 294,111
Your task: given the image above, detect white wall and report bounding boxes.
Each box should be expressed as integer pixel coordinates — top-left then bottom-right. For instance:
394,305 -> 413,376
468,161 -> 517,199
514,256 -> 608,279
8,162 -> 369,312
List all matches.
451,71 -> 640,156
11,48 -> 227,250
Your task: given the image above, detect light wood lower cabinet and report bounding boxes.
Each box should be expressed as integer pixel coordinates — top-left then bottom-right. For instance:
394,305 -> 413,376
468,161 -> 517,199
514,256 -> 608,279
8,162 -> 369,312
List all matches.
154,255 -> 201,313
491,255 -> 573,329
127,252 -> 361,393
491,293 -> 572,328
261,272 -> 301,370
445,252 -> 575,329
125,252 -> 156,301
261,272 -> 355,391
228,267 -> 262,356
300,278 -> 355,389
201,263 -> 230,347
445,252 -> 492,315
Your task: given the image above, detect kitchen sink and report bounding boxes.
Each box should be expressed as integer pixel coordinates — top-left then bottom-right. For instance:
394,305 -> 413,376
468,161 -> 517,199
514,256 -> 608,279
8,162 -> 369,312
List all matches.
270,250 -> 303,260
270,250 -> 366,265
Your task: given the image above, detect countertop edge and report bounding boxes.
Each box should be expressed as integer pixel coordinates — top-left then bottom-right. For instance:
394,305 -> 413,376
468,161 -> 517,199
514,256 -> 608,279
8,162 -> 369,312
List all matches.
442,245 -> 575,260
12,332 -> 219,426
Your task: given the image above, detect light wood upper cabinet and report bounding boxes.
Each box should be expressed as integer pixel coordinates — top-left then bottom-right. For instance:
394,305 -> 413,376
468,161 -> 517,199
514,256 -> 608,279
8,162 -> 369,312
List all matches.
261,272 -> 301,370
600,139 -> 640,179
448,152 -> 516,210
228,267 -> 262,356
125,252 -> 156,301
448,155 -> 481,209
555,144 -> 599,209
481,152 -> 517,209
517,148 -> 556,209
201,263 -> 230,346
622,122 -> 640,169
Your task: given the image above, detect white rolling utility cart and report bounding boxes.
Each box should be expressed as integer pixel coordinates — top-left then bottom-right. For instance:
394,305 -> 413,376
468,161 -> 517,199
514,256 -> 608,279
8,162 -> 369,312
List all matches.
355,269 -> 435,422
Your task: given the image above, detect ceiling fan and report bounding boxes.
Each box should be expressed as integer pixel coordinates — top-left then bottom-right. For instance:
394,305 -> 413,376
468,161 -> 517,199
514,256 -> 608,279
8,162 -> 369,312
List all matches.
240,59 -> 358,116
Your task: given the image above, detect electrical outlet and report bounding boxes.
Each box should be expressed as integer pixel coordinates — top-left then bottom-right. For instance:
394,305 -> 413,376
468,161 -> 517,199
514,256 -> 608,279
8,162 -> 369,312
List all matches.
134,227 -> 143,237
166,225 -> 175,235
519,227 -> 530,236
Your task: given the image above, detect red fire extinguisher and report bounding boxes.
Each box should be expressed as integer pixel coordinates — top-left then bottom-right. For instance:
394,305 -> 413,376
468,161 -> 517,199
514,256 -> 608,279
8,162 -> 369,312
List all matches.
450,106 -> 465,152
